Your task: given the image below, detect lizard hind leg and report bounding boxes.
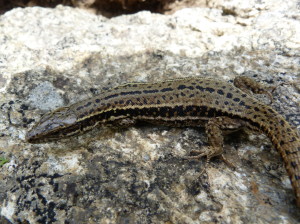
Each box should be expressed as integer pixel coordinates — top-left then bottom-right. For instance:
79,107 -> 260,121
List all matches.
233,76 -> 276,104
186,117 -> 245,174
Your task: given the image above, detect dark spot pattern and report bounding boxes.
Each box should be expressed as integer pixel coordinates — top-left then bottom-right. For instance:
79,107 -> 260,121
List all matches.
226,93 -> 232,98
195,86 -> 215,93
217,90 -> 224,95
160,88 -> 173,92
195,86 -> 204,91
185,105 -> 194,112
178,85 -> 194,90
178,85 -> 186,90
84,102 -> 92,107
104,94 -> 119,100
76,106 -> 84,111
143,89 -> 159,94
120,91 -> 142,96
206,87 -> 215,93
92,105 -> 227,121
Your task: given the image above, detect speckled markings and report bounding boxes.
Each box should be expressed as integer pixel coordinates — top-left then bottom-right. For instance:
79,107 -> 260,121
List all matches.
26,76 -> 300,208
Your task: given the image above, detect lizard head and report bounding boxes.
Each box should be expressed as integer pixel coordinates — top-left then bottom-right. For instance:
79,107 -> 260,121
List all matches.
26,107 -> 78,143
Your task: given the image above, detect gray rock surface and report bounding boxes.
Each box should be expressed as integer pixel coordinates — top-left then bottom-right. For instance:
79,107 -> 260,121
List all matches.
0,2 -> 300,223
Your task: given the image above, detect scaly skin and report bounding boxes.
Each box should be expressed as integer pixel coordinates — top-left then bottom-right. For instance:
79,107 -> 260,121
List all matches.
26,76 -> 300,207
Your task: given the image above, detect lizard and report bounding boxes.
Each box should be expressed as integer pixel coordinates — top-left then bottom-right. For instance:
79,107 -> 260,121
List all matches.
25,76 -> 300,208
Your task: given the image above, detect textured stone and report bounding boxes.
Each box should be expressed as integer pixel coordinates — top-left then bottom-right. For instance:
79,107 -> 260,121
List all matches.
0,2 -> 299,223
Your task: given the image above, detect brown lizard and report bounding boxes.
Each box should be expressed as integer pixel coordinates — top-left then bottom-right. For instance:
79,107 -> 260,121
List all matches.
26,76 -> 300,208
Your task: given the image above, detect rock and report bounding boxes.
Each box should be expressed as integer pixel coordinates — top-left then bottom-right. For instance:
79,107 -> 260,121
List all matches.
0,3 -> 299,223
